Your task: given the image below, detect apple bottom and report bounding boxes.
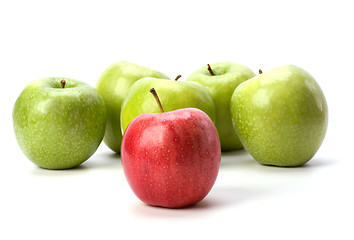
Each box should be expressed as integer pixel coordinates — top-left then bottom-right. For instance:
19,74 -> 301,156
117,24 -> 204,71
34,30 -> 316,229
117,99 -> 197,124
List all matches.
121,108 -> 221,208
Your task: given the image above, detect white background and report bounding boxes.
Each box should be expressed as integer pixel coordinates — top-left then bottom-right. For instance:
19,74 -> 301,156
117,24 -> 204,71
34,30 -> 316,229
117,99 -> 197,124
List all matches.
1,0 -> 353,239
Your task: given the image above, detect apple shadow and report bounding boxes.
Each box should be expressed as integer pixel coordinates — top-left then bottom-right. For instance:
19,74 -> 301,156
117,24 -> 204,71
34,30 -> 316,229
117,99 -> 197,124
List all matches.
130,185 -> 264,219
206,185 -> 268,208
130,200 -> 214,219
254,157 -> 339,173
82,151 -> 122,170
220,149 -> 256,167
220,149 -> 338,170
130,154 -> 339,218
302,157 -> 338,168
28,151 -> 122,177
29,164 -> 90,177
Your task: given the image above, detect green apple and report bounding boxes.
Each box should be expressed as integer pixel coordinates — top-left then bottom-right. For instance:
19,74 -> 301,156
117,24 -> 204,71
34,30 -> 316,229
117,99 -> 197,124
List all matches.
96,61 -> 169,153
230,65 -> 328,167
186,62 -> 255,151
120,77 -> 216,133
13,77 -> 106,169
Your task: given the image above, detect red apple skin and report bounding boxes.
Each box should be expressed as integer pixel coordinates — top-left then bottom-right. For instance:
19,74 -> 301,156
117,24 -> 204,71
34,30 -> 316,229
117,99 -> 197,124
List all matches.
121,108 -> 221,208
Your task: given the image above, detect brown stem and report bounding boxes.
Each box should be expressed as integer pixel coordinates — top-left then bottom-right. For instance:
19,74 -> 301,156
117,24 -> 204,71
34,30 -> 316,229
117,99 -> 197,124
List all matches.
150,88 -> 164,113
61,80 -> 66,88
175,75 -> 182,81
259,69 -> 263,74
207,64 -> 215,76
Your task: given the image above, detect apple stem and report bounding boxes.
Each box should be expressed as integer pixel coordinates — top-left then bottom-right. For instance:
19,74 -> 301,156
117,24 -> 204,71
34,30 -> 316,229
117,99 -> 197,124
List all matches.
150,88 -> 165,113
61,80 -> 66,88
259,69 -> 263,74
175,75 -> 182,81
207,64 -> 215,76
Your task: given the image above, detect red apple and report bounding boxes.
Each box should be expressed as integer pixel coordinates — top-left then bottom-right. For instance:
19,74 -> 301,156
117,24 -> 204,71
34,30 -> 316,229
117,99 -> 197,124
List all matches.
121,88 -> 221,208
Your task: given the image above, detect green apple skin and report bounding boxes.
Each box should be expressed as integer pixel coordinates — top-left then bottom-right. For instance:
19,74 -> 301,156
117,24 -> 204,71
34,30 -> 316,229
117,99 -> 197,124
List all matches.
96,61 -> 169,153
121,78 -> 216,133
186,62 -> 255,151
13,77 -> 106,169
230,65 -> 328,167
